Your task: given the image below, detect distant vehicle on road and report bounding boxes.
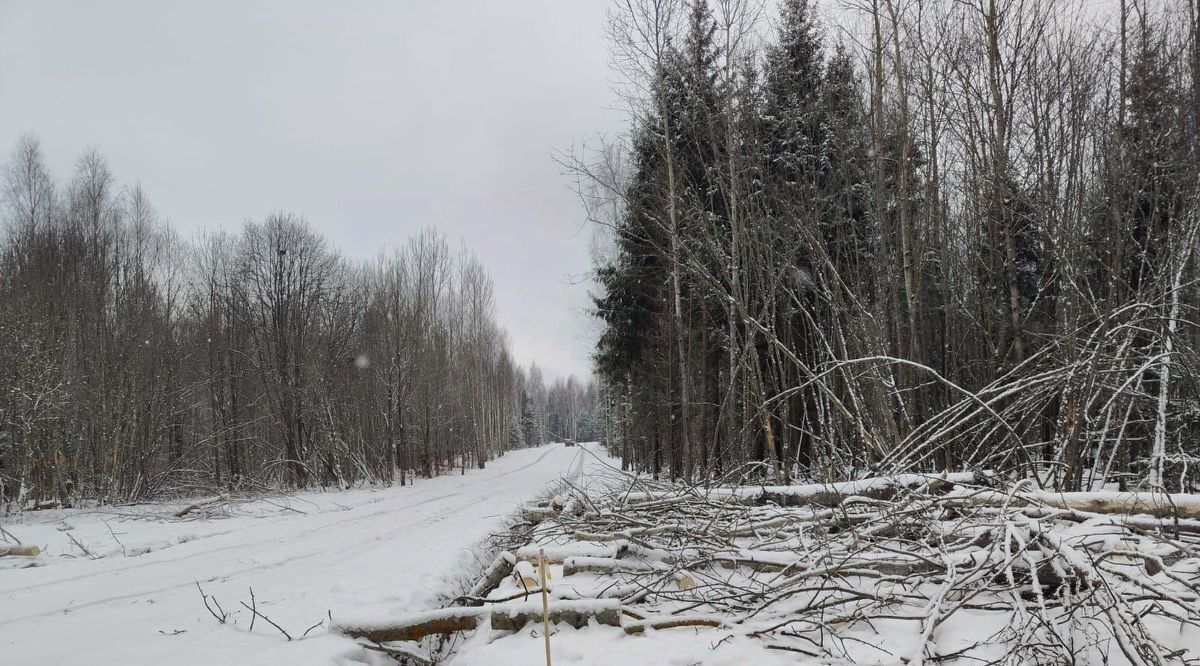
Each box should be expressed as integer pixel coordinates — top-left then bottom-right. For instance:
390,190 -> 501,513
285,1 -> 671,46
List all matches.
564,439 -> 577,447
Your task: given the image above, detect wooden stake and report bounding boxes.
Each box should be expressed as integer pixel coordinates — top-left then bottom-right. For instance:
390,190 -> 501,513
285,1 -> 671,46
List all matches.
539,547 -> 552,666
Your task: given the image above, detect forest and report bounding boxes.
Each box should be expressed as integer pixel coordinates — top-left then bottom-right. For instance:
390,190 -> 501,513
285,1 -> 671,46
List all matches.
0,137 -> 597,506
585,0 -> 1200,491
9,2 -> 1200,663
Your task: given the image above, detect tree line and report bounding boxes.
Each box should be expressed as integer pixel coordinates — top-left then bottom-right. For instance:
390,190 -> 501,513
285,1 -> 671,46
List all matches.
0,137 -> 596,506
585,0 -> 1200,490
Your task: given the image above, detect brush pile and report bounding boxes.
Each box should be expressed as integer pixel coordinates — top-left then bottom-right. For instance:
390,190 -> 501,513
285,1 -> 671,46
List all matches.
341,468 -> 1200,665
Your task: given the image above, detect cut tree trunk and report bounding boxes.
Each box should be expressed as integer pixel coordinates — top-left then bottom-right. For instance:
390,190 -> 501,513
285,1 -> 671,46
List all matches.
334,599 -> 621,643
462,551 -> 517,605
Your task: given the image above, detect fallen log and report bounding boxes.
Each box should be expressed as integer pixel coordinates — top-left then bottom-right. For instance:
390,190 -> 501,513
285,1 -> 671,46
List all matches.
517,542 -> 628,563
1029,490 -> 1200,519
336,606 -> 487,642
956,489 -> 1200,520
976,505 -> 1200,536
359,642 -> 433,665
490,599 -> 621,631
574,527 -> 669,542
621,472 -> 987,508
174,493 -> 230,518
0,544 -> 40,557
563,555 -> 660,576
752,472 -> 986,508
622,614 -> 724,635
520,507 -> 558,525
563,556 -> 699,592
334,599 -> 622,643
462,551 -> 517,605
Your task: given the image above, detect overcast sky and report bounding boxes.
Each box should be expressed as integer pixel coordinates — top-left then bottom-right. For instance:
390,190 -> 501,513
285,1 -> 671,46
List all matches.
0,0 -> 623,381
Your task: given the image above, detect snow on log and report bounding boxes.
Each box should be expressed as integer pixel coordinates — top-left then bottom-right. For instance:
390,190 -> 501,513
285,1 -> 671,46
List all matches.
511,560 -> 541,591
0,544 -> 40,557
746,472 -> 986,507
954,488 -> 1200,519
978,505 -> 1200,535
621,472 -> 986,508
174,493 -> 230,518
711,549 -> 803,573
1025,490 -> 1200,518
725,513 -> 830,537
562,555 -> 659,576
489,599 -> 621,631
335,606 -> 488,642
334,599 -> 622,643
574,528 -> 663,541
520,507 -> 558,524
561,556 -> 700,591
622,614 -> 725,635
517,542 -> 627,563
464,551 -> 517,604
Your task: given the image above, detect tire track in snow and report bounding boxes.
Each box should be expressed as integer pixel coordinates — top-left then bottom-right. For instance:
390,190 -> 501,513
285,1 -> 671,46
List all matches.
1,486 -> 494,626
0,488 -> 462,598
0,445 -> 574,626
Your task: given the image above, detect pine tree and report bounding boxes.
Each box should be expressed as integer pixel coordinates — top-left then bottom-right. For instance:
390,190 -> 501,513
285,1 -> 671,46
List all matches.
817,44 -> 876,285
763,0 -> 824,195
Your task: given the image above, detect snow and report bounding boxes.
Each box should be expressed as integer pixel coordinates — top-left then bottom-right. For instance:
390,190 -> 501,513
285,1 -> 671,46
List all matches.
450,623 -> 800,666
11,452 -> 1200,665
0,443 -> 608,665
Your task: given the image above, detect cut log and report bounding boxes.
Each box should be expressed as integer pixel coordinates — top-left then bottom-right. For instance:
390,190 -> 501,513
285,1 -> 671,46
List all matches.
334,599 -> 622,643
0,544 -> 40,557
336,607 -> 488,643
512,560 -> 541,591
463,551 -> 517,605
517,542 -> 628,563
491,599 -> 621,632
753,472 -> 986,508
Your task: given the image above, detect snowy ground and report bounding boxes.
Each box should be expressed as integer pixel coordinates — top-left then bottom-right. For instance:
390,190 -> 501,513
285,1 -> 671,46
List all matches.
0,443 -> 607,665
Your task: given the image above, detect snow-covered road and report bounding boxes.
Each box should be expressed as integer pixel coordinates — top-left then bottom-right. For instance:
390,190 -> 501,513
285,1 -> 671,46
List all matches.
0,443 -> 607,665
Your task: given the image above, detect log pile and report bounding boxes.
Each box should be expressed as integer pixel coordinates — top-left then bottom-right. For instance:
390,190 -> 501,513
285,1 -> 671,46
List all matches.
339,470 -> 1200,664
